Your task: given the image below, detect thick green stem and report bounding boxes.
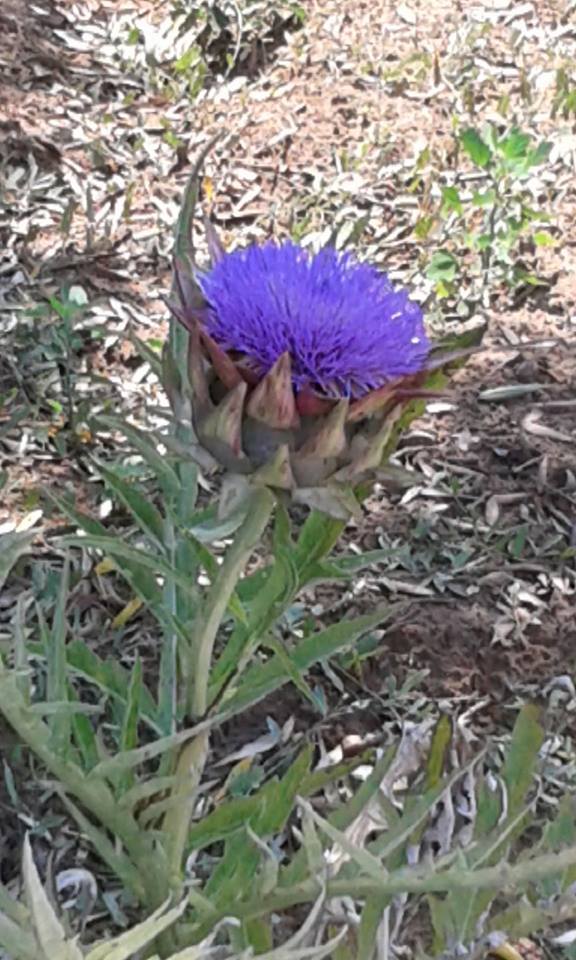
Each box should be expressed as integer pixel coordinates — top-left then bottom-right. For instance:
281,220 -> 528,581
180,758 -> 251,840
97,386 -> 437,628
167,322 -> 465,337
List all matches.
208,510 -> 346,711
163,729 -> 210,893
181,842 -> 576,944
163,488 -> 274,891
192,488 -> 275,718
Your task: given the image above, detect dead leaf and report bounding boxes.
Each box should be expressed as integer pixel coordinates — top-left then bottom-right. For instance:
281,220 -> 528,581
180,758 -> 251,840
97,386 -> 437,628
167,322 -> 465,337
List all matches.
396,3 -> 417,25
522,410 -> 575,443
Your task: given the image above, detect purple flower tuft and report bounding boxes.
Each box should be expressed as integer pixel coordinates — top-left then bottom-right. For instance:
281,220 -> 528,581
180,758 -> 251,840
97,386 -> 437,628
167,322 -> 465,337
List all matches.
198,241 -> 429,399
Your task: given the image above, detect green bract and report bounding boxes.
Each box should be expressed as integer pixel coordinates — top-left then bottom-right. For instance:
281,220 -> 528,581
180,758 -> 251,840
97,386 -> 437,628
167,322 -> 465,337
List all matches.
165,145 -> 484,521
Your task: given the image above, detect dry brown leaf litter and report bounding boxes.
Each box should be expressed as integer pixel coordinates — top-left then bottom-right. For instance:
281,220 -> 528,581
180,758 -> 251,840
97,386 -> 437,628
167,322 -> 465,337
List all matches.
0,0 -> 575,781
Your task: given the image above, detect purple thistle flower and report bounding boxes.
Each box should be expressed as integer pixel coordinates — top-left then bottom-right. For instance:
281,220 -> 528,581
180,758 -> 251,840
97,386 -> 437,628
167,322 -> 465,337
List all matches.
198,241 -> 429,400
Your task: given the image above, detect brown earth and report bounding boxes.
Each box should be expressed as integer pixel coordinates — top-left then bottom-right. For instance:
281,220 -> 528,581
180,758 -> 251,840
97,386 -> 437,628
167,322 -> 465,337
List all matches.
1,0 -> 575,748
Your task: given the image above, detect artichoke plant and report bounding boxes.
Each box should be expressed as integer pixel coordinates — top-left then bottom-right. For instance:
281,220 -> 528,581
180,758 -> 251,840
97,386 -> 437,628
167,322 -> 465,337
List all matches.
166,147 -> 481,520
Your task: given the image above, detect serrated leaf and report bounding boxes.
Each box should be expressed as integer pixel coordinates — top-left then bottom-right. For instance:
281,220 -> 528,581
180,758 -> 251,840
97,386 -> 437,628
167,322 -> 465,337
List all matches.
428,891 -> 450,953
45,489 -> 110,537
209,549 -> 298,701
187,792 -> 262,851
59,535 -> 192,648
357,894 -> 391,960
187,508 -> 249,543
219,604 -> 401,719
317,546 -> 403,576
264,634 -> 318,711
299,797 -> 388,883
0,910 -> 37,960
58,639 -> 159,732
97,463 -> 166,551
202,748 -> 312,912
300,806 -> 325,875
371,760 -> 478,864
58,793 -> 146,903
294,513 -> 345,583
181,531 -> 246,625
96,416 -> 180,500
71,708 -> 100,771
264,754 -> 398,892
118,773 -> 177,817
85,899 -> 188,960
188,746 -> 312,857
255,744 -> 312,835
243,917 -> 273,953
89,722 -> 211,780
22,834 -> 83,960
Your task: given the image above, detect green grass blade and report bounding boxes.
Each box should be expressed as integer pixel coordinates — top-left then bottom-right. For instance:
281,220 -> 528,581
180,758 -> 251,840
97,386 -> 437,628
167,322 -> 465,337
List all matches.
37,558 -> 71,759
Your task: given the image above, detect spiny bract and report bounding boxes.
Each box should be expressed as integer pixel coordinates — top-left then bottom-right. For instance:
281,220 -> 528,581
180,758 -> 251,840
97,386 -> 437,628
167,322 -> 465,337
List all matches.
168,165 -> 477,520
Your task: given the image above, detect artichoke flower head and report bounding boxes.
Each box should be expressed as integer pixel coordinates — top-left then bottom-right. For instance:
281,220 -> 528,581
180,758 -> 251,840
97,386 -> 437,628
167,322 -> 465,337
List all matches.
166,148 -> 481,521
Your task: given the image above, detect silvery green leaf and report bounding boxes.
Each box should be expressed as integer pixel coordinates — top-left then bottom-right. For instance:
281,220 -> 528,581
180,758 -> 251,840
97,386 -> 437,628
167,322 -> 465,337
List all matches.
85,898 -> 188,960
22,835 -> 83,960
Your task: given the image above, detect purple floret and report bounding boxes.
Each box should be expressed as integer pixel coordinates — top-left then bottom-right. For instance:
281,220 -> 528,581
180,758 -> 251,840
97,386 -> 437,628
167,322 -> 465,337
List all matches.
198,241 -> 429,399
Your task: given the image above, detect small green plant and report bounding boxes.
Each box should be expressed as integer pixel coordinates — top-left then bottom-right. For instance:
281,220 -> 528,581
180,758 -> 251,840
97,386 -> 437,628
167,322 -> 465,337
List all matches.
424,124 -> 552,306
110,0 -> 304,100
12,287 -> 92,451
184,0 -> 306,77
